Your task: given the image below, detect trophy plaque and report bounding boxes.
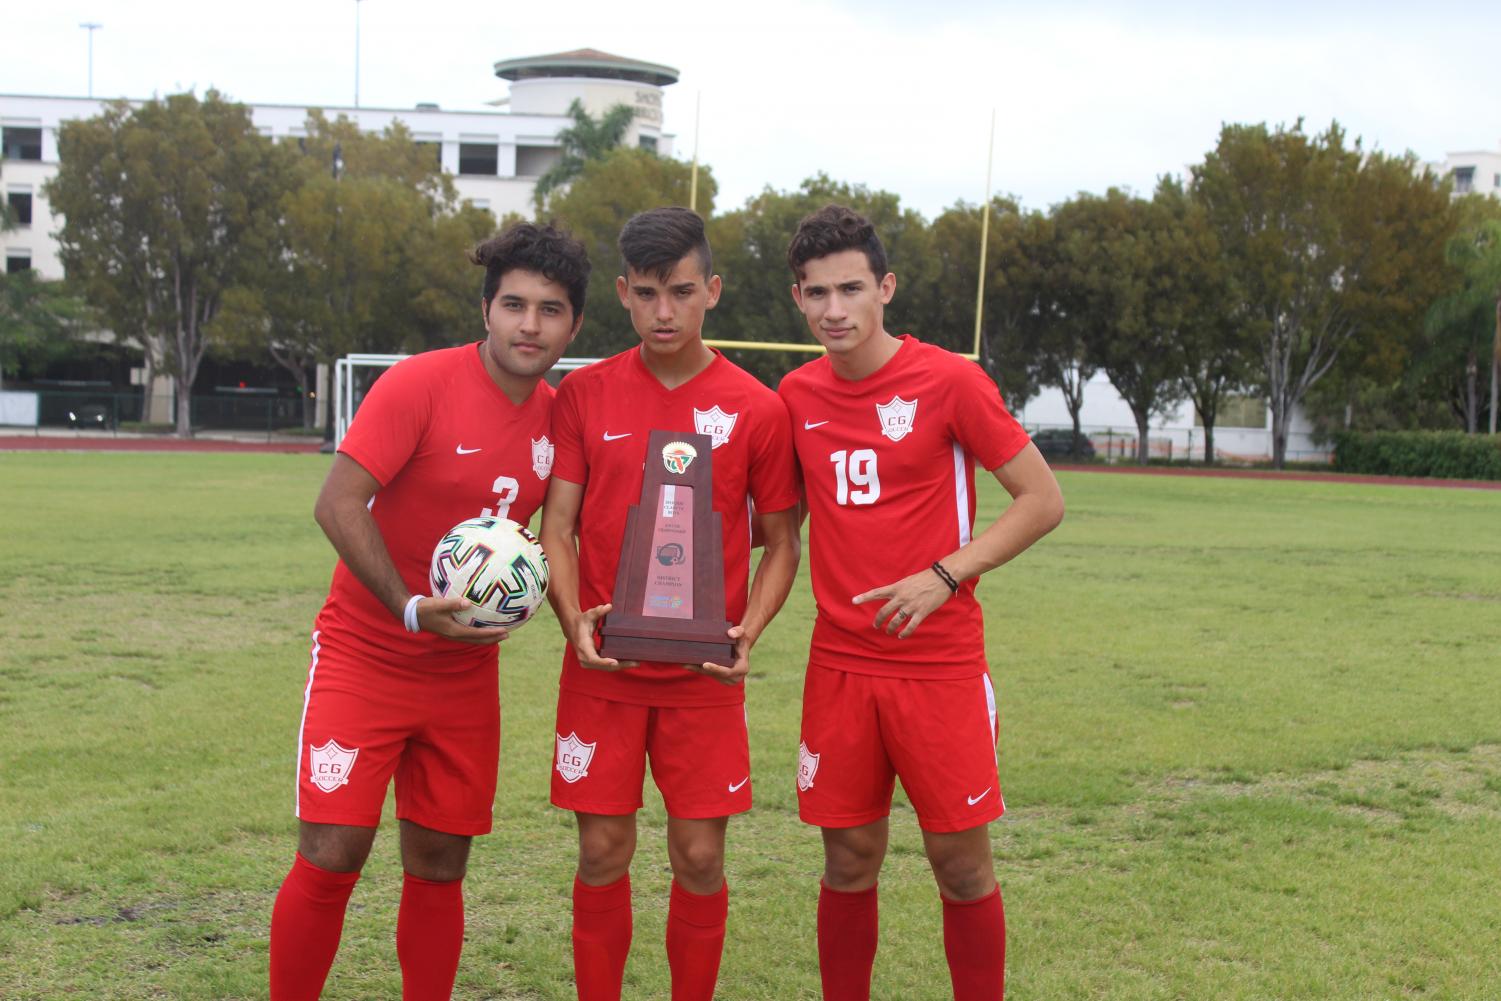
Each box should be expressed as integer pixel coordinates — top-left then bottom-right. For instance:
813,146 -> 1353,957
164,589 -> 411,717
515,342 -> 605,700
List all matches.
598,430 -> 735,666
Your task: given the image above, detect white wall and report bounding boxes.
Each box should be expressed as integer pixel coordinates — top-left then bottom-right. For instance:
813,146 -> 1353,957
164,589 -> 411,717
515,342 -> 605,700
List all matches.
1014,370 -> 1328,463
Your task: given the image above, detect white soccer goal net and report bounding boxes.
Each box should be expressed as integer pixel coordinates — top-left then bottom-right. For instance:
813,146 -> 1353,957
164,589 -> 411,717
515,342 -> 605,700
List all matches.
333,352 -> 599,448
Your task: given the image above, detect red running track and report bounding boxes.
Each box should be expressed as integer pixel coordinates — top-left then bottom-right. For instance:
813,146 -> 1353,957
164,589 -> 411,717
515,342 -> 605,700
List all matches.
1048,462 -> 1501,491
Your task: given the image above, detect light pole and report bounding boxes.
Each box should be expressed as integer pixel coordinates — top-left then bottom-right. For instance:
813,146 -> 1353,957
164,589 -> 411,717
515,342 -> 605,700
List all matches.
353,0 -> 363,108
80,22 -> 102,98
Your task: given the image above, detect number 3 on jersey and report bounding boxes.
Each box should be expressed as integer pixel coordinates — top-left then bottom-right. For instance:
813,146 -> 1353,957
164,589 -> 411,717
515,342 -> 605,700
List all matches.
830,449 -> 880,506
482,475 -> 519,518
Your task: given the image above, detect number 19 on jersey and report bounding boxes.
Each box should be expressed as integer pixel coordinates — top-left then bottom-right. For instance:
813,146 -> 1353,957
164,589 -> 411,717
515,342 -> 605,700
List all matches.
830,449 -> 880,506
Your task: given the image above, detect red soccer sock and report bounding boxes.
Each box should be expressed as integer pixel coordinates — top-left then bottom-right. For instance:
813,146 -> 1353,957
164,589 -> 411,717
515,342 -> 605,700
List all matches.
269,852 -> 361,1001
817,881 -> 879,1001
573,873 -> 633,1001
942,886 -> 1006,1001
665,879 -> 729,1001
396,872 -> 465,1001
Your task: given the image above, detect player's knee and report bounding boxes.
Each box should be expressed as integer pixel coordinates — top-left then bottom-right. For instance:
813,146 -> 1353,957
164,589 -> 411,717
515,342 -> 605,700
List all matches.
822,838 -> 883,890
402,843 -> 469,882
668,839 -> 724,888
577,820 -> 635,881
297,823 -> 374,874
930,853 -> 995,901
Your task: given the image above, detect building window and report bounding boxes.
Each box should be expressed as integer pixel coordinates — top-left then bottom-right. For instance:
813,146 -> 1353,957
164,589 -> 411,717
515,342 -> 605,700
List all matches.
1494,173 -> 1500,189
7,191 -> 32,227
468,198 -> 491,211
458,143 -> 497,176
2,126 -> 43,161
6,252 -> 32,273
638,135 -> 658,153
515,145 -> 560,177
1453,166 -> 1475,194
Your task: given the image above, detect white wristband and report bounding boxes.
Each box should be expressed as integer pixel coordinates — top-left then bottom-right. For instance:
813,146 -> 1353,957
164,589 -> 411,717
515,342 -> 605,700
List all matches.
402,594 -> 423,634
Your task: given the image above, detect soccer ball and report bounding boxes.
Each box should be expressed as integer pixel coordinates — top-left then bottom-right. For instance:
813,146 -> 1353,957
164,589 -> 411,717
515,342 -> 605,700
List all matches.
429,516 -> 549,629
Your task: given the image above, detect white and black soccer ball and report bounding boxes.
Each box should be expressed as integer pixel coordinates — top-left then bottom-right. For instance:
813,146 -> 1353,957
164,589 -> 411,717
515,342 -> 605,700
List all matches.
429,516 -> 549,629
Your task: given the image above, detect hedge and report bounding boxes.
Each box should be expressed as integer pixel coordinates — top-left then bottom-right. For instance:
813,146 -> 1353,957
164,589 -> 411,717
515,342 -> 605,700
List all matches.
1331,430 -> 1501,481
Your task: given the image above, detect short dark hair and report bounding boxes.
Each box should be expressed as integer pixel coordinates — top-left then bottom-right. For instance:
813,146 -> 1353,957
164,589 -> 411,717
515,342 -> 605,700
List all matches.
787,204 -> 888,282
618,206 -> 712,282
471,221 -> 591,318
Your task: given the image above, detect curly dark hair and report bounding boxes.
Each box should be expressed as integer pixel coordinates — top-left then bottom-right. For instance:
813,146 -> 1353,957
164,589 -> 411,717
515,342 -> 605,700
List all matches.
786,204 -> 888,283
618,206 -> 712,282
470,222 -> 591,318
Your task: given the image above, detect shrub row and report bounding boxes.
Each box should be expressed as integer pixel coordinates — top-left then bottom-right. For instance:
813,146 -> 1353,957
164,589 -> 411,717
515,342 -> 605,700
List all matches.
1331,430 -> 1501,481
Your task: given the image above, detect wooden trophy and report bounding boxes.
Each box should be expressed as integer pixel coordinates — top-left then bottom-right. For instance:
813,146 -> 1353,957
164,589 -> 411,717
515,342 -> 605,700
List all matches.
598,430 -> 735,666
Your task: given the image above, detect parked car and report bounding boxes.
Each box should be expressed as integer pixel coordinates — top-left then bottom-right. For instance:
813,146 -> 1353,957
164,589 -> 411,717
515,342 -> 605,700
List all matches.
1031,427 -> 1095,461
67,403 -> 114,430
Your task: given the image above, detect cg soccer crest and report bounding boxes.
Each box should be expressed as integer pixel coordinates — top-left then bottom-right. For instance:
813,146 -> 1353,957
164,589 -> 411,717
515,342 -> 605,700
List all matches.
531,436 -> 555,480
876,395 -> 918,442
555,732 -> 596,784
308,739 -> 359,794
693,405 -> 738,449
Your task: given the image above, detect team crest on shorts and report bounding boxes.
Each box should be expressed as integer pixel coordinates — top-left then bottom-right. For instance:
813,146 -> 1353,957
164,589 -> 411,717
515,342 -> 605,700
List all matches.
876,395 -> 918,442
693,405 -> 738,449
531,436 -> 555,480
308,739 -> 359,794
797,741 -> 820,792
555,731 -> 596,784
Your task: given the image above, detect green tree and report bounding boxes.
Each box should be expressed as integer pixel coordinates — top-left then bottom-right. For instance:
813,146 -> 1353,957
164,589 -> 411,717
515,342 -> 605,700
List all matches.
214,113 -> 492,429
543,147 -> 715,360
1153,177 -> 1255,464
1054,188 -> 1188,464
45,91 -> 285,436
928,198 -> 1048,411
533,99 -> 636,207
1191,121 -> 1457,466
0,271 -> 92,389
1420,195 -> 1501,433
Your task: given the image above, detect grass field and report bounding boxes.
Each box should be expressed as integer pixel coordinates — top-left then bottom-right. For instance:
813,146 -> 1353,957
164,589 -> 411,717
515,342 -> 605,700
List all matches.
2,452 -> 1499,1000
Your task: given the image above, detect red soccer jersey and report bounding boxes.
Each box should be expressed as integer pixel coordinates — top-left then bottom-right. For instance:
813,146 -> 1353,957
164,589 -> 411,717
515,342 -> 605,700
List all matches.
313,343 -> 556,670
777,335 -> 1031,680
552,347 -> 799,707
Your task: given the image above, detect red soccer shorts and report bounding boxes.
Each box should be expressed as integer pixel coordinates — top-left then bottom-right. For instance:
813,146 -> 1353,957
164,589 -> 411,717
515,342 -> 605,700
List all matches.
294,629 -> 500,836
550,688 -> 752,819
797,666 -> 1003,834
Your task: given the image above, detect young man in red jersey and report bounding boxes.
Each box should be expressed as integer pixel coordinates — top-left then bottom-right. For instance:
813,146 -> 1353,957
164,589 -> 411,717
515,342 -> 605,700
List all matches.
268,223 -> 590,1001
539,206 -> 801,1001
778,205 -> 1065,1001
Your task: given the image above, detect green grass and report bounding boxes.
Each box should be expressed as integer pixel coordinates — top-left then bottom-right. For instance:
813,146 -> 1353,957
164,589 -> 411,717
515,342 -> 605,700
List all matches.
2,453 -> 1500,999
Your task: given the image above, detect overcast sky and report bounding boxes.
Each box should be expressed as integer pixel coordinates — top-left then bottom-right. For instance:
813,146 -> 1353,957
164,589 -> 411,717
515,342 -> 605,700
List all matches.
8,1 -> 1498,218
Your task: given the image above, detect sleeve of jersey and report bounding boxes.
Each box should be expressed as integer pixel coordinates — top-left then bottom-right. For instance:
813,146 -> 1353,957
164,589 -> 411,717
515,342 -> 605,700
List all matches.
336,358 -> 433,486
949,360 -> 1031,471
550,375 -> 587,485
747,393 -> 800,513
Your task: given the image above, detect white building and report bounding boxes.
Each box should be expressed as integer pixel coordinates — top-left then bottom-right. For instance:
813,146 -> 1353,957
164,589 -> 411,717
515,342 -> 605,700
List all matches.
1427,144 -> 1501,199
2,47 -> 679,281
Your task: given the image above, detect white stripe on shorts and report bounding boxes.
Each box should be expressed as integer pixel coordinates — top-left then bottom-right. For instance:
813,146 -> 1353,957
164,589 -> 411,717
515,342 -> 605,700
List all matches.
983,674 -> 997,746
293,630 -> 322,818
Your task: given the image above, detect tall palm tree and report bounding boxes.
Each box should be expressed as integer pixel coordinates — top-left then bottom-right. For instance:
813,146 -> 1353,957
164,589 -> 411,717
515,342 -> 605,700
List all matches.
534,99 -> 636,205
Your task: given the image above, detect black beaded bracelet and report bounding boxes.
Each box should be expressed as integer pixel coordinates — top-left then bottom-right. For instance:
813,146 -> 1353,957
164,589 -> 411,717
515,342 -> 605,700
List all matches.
930,561 -> 960,594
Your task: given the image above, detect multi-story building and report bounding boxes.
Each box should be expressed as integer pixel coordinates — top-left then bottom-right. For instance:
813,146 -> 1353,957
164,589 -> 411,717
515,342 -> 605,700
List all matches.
1428,144 -> 1501,199
2,47 -> 679,281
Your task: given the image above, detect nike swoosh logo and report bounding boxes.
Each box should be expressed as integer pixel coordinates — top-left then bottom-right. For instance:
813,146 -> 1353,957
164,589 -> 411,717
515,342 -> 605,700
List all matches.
455,445 -> 482,455
728,777 -> 749,793
602,432 -> 632,441
967,788 -> 992,806
803,420 -> 829,430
